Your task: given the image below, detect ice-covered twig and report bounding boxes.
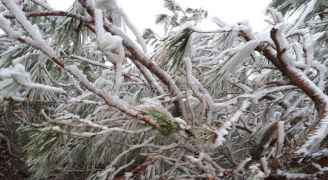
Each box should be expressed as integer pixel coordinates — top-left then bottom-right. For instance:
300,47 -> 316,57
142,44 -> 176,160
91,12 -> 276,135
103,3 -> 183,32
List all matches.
270,28 -> 328,154
266,8 -> 284,26
70,55 -> 112,69
41,109 -> 151,137
185,152 -> 216,174
234,157 -> 251,174
96,136 -> 155,178
276,121 -> 285,157
214,85 -> 295,107
275,170 -> 315,179
184,34 -> 215,121
215,100 -> 251,146
41,124 -> 149,137
1,0 -> 55,55
0,10 -> 64,67
66,65 -> 159,128
303,32 -> 314,64
118,6 -> 147,53
260,157 -> 270,176
94,0 -> 147,53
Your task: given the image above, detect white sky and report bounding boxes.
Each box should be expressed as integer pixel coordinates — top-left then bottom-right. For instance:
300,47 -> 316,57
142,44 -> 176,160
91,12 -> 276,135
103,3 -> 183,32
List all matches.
47,0 -> 271,32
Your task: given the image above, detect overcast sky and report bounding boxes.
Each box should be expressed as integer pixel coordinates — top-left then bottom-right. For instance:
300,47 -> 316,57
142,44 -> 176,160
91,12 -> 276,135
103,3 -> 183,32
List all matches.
48,0 -> 271,32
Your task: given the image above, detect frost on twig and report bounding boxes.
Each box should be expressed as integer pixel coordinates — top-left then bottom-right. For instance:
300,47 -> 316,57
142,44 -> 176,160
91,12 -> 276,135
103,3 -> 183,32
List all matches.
40,110 -> 150,138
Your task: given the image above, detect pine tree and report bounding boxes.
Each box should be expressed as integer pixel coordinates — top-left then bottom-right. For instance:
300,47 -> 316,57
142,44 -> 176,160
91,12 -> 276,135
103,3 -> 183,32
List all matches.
0,0 -> 328,179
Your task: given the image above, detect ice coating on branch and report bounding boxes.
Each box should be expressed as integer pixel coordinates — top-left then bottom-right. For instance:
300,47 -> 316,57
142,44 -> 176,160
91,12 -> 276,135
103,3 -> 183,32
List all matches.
266,8 -> 284,25
30,0 -> 54,11
212,17 -> 229,28
93,0 -> 147,52
95,9 -> 123,54
297,116 -> 328,155
173,117 -> 188,130
119,8 -> 147,52
0,64 -> 65,95
95,69 -> 114,91
287,0 -> 317,35
0,14 -> 22,38
95,0 -> 118,11
276,121 -> 285,156
276,170 -> 313,179
95,9 -> 124,94
303,32 -> 314,64
255,30 -> 274,44
284,63 -> 328,152
2,0 -> 43,41
94,0 -> 121,27
1,0 -> 58,58
273,26 -> 294,65
215,101 -> 251,146
0,64 -> 28,79
212,40 -> 260,80
270,26 -> 328,155
0,14 -> 11,31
